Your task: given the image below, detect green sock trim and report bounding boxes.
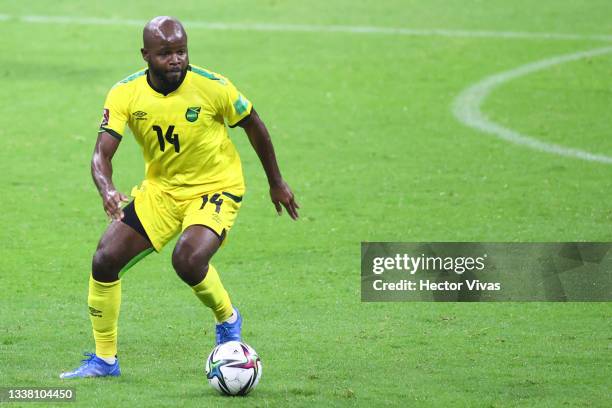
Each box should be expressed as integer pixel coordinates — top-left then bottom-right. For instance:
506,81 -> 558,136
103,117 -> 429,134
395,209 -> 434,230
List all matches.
119,248 -> 154,278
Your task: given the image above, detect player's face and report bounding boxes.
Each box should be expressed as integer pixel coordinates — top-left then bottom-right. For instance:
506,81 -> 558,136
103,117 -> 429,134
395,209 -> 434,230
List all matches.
145,39 -> 189,85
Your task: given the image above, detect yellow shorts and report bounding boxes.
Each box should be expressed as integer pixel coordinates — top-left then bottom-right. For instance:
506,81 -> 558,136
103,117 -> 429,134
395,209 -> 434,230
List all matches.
130,182 -> 242,251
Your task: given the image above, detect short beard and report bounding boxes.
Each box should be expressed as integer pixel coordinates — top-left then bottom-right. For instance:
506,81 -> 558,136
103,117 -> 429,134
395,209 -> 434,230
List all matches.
148,64 -> 187,87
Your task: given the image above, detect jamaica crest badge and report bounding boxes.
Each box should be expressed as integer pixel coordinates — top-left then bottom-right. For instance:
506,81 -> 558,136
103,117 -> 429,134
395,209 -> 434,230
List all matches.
185,106 -> 201,122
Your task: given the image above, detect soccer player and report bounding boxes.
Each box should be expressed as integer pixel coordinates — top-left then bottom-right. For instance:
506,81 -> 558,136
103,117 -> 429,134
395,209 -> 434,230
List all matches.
60,16 -> 299,379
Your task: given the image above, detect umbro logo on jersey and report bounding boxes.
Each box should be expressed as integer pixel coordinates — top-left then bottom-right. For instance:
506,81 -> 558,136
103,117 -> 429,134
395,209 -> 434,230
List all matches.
132,111 -> 148,120
185,107 -> 201,122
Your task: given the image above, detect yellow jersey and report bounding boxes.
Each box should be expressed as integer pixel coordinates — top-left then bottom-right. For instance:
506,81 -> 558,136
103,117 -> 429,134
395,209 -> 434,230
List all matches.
99,65 -> 252,200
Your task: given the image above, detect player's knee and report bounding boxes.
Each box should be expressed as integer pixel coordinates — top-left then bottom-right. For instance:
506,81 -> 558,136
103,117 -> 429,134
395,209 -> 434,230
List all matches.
172,244 -> 210,284
92,247 -> 121,282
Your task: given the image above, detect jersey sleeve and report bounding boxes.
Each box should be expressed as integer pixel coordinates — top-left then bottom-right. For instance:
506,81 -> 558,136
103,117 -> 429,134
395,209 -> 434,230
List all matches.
99,85 -> 129,140
220,79 -> 253,128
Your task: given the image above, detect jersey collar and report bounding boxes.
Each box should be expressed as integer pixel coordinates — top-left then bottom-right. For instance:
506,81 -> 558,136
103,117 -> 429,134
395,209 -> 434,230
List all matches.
145,67 -> 190,97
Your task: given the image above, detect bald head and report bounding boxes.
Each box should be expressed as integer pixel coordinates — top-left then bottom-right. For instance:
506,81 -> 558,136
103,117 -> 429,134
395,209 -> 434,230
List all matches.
143,16 -> 187,48
141,16 -> 189,92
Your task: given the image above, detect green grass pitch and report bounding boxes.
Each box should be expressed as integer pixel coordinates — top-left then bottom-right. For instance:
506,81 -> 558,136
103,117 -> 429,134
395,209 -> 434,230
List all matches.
1,1 -> 611,406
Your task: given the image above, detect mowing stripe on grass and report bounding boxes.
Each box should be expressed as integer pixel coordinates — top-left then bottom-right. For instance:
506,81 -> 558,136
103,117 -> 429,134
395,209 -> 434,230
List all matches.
1,14 -> 612,42
453,46 -> 612,165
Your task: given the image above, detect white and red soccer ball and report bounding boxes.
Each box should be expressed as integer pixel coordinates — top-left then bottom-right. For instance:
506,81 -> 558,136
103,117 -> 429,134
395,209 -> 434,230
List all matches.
205,341 -> 262,396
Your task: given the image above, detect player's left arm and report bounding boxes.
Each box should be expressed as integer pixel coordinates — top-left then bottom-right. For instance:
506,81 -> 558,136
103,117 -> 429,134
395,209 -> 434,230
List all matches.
239,108 -> 299,220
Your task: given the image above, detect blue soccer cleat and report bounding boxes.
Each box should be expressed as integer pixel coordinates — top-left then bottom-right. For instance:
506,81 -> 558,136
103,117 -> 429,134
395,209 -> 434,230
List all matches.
216,307 -> 242,344
59,353 -> 121,379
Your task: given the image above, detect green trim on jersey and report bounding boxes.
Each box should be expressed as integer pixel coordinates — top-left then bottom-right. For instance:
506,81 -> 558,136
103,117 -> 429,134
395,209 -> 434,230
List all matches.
118,70 -> 146,84
190,65 -> 224,83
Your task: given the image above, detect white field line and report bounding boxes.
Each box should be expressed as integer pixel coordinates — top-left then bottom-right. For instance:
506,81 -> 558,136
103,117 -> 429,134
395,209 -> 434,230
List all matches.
453,46 -> 612,165
5,13 -> 612,163
0,14 -> 610,42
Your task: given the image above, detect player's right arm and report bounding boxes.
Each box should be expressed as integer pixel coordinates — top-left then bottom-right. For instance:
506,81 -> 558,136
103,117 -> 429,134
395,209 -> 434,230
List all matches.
91,132 -> 129,221
93,83 -> 130,221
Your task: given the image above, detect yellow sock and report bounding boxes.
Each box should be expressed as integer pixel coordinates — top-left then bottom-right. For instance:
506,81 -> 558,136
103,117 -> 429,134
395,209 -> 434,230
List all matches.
191,264 -> 233,323
88,276 -> 121,358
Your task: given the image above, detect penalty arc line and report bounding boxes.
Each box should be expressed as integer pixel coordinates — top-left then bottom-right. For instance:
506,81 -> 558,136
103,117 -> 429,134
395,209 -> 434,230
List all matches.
452,46 -> 612,165
0,14 -> 612,42
4,14 -> 612,162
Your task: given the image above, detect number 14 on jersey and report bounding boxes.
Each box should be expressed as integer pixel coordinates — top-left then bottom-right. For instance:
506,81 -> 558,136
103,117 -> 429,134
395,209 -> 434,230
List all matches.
153,125 -> 180,153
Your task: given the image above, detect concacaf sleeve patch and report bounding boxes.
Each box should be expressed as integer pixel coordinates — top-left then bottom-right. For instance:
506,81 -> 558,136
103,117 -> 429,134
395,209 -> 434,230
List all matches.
101,108 -> 110,127
233,94 -> 249,115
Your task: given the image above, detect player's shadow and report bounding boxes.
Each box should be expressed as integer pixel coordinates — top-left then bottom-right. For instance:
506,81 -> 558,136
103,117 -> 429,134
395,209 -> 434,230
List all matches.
178,387 -> 276,399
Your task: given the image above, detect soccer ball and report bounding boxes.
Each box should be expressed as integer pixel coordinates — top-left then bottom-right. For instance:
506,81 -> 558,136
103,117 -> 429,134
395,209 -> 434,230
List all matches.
205,341 -> 262,396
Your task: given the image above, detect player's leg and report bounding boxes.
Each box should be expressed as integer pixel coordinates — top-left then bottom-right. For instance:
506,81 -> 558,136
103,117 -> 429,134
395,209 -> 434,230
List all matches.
171,225 -> 222,285
61,202 -> 153,379
172,225 -> 241,344
89,208 -> 153,355
92,207 -> 154,283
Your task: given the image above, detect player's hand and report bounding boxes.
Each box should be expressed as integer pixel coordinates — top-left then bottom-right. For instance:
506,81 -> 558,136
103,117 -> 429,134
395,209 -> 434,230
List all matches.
270,180 -> 299,220
102,189 -> 130,221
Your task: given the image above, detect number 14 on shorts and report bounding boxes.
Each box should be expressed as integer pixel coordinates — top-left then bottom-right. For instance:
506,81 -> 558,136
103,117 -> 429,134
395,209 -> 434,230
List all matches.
201,193 -> 224,213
